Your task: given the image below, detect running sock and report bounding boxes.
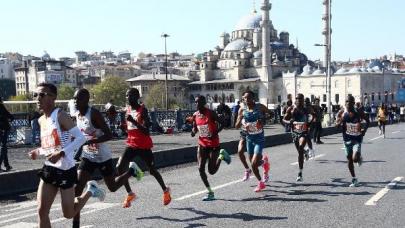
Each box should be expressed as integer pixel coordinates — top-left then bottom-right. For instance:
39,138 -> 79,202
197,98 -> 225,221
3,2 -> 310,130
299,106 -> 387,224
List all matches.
207,187 -> 213,193
72,220 -> 80,228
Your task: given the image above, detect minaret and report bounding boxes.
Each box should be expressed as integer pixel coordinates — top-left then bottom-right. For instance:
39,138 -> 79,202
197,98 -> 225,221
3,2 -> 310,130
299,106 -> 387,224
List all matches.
259,0 -> 272,104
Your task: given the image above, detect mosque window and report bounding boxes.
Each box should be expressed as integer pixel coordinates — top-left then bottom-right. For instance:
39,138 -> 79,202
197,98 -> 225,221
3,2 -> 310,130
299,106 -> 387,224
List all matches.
347,79 -> 352,87
323,94 -> 327,102
334,80 -> 338,88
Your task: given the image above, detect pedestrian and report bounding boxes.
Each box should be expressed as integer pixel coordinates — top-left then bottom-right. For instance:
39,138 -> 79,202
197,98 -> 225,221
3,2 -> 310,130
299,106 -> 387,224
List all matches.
400,105 -> 405,122
312,98 -> 324,144
0,96 -> 14,172
231,101 -> 241,128
28,83 -> 105,228
377,103 -> 387,138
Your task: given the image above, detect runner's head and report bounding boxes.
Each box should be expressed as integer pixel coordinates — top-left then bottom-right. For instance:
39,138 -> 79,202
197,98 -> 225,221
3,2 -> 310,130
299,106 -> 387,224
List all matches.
345,94 -> 355,110
242,90 -> 255,107
295,93 -> 304,107
35,83 -> 57,113
73,88 -> 90,111
126,88 -> 140,106
195,95 -> 206,110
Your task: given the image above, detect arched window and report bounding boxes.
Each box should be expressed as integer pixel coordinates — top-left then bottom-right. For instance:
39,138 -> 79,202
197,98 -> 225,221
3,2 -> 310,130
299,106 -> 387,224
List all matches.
347,79 -> 352,87
230,94 -> 235,102
334,80 -> 339,88
214,94 -> 218,103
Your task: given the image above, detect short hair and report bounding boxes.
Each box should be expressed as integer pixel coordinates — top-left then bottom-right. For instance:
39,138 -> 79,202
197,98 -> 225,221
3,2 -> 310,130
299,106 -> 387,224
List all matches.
128,87 -> 140,96
38,82 -> 57,97
244,90 -> 255,98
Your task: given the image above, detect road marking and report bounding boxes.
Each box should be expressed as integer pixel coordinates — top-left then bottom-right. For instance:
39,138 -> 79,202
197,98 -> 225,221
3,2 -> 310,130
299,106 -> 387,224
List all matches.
392,131 -> 400,134
0,222 -> 37,228
175,179 -> 245,201
365,176 -> 403,206
2,201 -> 37,211
369,135 -> 383,141
49,203 -> 117,224
290,154 -> 325,165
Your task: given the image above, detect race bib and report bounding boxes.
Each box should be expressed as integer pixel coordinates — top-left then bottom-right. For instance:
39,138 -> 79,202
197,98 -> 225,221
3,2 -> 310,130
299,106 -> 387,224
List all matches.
293,122 -> 308,133
346,122 -> 361,136
127,111 -> 139,130
244,121 -> 263,135
83,133 -> 99,154
198,124 -> 210,137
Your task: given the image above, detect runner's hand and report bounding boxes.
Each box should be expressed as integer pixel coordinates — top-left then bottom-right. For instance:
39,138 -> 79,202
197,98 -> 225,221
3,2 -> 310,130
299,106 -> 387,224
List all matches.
46,152 -> 63,164
28,149 -> 39,160
191,131 -> 196,137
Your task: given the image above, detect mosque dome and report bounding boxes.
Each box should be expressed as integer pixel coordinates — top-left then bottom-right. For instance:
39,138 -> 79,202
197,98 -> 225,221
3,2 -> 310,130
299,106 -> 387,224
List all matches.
348,66 -> 362,73
224,39 -> 250,51
235,13 -> 262,31
301,63 -> 313,76
312,66 -> 325,75
366,68 -> 375,73
253,50 -> 262,58
335,66 -> 348,74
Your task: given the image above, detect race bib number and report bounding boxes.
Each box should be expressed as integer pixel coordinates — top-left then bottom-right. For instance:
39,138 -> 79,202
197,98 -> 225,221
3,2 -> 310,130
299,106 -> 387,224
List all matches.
244,121 -> 263,135
40,128 -> 61,156
293,122 -> 308,133
346,123 -> 361,136
198,124 -> 210,137
83,134 -> 99,154
127,111 -> 139,130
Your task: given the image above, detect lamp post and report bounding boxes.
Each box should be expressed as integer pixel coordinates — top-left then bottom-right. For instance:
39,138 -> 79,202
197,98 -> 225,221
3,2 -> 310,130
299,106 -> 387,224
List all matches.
161,33 -> 170,110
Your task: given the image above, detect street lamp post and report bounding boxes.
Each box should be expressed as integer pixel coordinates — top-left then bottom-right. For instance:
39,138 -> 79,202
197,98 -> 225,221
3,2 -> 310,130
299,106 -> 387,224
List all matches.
161,33 -> 170,110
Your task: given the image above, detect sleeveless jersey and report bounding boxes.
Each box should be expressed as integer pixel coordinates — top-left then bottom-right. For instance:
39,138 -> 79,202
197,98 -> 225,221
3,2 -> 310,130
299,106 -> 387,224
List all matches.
291,106 -> 310,133
242,104 -> 264,142
39,108 -> 74,170
75,107 -> 112,163
126,105 -> 153,149
342,109 -> 363,142
194,108 -> 219,147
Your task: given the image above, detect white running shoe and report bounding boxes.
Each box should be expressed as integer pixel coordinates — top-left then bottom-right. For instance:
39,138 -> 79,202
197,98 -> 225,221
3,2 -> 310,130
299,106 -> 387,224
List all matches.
86,180 -> 106,201
309,149 -> 315,158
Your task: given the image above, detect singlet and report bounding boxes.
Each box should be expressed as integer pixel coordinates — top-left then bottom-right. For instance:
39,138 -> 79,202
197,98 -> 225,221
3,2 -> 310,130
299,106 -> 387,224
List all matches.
342,109 -> 363,142
75,107 -> 112,163
193,108 -> 219,147
126,105 -> 153,149
39,108 -> 74,170
378,108 -> 386,121
242,104 -> 264,142
291,106 -> 310,134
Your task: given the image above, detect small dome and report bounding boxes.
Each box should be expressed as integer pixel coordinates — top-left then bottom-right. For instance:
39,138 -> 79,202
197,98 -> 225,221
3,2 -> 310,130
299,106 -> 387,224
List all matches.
335,66 -> 348,74
235,13 -> 262,30
301,63 -> 313,76
366,68 -> 375,73
312,66 -> 325,75
253,50 -> 262,58
224,39 -> 250,51
348,66 -> 362,73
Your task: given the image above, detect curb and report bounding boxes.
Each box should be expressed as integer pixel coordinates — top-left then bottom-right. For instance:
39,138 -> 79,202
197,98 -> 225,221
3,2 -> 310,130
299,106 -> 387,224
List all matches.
0,123 -> 377,197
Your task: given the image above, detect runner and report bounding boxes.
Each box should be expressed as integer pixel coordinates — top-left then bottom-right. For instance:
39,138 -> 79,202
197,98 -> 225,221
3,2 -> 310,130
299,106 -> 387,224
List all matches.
335,95 -> 369,187
191,95 -> 231,201
235,91 -> 270,191
238,128 -> 251,181
28,83 -> 105,228
377,103 -> 387,138
283,93 -> 314,182
72,89 -> 143,228
116,88 -> 171,208
304,97 -> 316,159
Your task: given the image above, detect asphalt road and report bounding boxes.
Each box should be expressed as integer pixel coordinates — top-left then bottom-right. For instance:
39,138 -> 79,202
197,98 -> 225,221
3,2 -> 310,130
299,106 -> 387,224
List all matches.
0,123 -> 404,228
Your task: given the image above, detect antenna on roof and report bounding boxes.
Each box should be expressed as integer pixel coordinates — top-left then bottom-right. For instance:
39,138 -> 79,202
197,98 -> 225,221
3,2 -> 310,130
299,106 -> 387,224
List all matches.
253,0 -> 257,13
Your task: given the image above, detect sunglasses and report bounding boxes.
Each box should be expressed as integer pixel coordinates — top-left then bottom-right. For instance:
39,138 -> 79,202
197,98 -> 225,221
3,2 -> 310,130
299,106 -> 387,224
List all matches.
33,92 -> 54,98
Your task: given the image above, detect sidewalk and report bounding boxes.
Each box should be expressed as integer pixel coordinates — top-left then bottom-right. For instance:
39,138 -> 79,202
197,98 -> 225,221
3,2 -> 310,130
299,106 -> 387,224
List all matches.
1,125 -> 286,173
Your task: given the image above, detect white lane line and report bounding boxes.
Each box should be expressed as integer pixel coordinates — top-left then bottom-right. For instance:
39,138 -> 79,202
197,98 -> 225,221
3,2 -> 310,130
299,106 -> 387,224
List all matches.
0,205 -> 61,225
369,135 -> 383,141
365,176 -> 404,206
0,222 -> 37,228
49,203 -> 117,224
290,154 -> 325,166
2,201 -> 37,210
175,179 -> 244,201
392,131 -> 400,134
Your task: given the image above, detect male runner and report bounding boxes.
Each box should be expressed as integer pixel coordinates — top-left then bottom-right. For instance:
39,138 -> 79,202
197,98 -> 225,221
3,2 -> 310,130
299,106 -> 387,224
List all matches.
304,97 -> 316,158
283,94 -> 314,182
191,95 -> 231,201
116,88 -> 171,207
72,89 -> 143,228
29,83 -> 105,228
336,95 -> 369,187
235,91 -> 270,192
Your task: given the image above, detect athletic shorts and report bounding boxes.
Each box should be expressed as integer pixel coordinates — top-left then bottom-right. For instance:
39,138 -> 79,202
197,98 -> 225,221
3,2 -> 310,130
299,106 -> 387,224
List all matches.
198,145 -> 220,154
240,131 -> 247,140
343,140 -> 362,156
38,165 -> 77,189
122,147 -> 155,167
246,138 -> 264,155
78,158 -> 115,177
292,131 -> 309,143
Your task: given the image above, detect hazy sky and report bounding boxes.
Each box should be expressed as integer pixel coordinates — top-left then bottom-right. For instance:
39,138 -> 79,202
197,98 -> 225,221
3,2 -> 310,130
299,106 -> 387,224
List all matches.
1,0 -> 403,61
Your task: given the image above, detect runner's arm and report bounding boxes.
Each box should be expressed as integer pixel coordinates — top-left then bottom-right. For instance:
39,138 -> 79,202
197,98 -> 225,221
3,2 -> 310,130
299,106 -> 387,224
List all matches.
235,107 -> 244,129
282,107 -> 294,125
191,114 -> 197,137
88,107 -> 113,144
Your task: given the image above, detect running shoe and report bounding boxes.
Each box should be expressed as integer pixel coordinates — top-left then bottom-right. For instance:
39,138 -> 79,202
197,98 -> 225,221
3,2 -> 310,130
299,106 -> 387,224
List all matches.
163,187 -> 171,206
122,192 -> 137,208
219,149 -> 231,164
202,192 -> 215,201
86,180 -> 106,201
129,162 -> 144,181
349,178 -> 359,187
378,130 -> 382,135
296,173 -> 303,182
383,134 -> 386,138
254,181 -> 266,192
262,155 -> 270,182
242,169 -> 252,182
309,149 -> 315,158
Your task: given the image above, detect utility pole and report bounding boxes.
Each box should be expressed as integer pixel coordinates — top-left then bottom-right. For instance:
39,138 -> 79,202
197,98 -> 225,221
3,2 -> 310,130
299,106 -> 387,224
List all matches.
161,33 -> 170,110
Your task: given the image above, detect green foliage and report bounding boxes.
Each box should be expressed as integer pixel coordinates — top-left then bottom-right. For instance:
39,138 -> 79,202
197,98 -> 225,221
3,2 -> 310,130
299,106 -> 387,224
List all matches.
58,84 -> 76,100
9,94 -> 31,101
144,82 -> 188,110
90,76 -> 129,107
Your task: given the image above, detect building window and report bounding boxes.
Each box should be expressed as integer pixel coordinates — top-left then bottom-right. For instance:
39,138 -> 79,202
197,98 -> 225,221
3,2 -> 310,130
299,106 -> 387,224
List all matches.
335,94 -> 339,104
378,92 -> 381,100
311,95 -> 315,102
371,93 -> 375,101
277,95 -> 281,103
347,79 -> 351,87
323,94 -> 327,102
334,80 -> 338,88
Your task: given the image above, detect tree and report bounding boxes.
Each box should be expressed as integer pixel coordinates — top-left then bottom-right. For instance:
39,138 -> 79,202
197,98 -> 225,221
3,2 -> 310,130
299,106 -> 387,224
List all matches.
137,52 -> 146,59
144,82 -> 187,110
90,76 -> 129,107
58,84 -> 75,100
9,94 -> 31,101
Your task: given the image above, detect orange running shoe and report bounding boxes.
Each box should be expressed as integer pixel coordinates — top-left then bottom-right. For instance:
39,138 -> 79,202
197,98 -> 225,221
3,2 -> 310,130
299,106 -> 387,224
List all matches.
163,187 -> 171,206
122,192 -> 136,208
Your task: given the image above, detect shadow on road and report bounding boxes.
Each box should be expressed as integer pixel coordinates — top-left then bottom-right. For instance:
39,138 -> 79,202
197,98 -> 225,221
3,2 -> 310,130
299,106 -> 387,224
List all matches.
316,159 -> 386,165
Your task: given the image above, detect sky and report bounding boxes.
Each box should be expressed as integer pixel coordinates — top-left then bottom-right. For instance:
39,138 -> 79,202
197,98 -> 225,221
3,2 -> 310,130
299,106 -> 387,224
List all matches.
0,0 -> 403,61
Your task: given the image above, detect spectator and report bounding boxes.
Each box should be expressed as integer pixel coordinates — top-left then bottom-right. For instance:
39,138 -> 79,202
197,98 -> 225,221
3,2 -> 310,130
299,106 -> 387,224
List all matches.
105,102 -> 118,137
400,105 -> 405,122
216,102 -> 231,128
312,98 -> 324,144
0,97 -> 14,172
370,103 -> 377,122
231,101 -> 241,128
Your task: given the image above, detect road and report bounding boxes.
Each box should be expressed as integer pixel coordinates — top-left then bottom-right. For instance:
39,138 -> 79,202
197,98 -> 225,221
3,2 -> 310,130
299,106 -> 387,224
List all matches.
0,123 -> 404,228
